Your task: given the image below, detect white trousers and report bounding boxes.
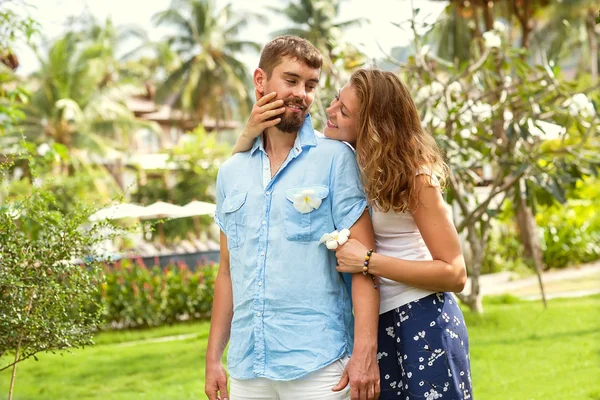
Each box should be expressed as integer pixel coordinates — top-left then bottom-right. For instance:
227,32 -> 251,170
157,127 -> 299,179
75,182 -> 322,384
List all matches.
230,357 -> 350,400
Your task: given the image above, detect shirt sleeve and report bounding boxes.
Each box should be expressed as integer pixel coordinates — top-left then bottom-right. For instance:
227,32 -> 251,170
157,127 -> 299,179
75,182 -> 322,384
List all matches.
416,166 -> 440,187
214,168 -> 226,233
330,146 -> 368,230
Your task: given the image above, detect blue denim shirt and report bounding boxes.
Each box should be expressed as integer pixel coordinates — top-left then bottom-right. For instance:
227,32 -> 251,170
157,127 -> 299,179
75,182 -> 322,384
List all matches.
214,115 -> 367,380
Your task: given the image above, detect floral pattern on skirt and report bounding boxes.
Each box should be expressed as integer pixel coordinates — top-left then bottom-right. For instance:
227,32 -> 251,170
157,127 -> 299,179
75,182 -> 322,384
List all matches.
377,292 -> 473,400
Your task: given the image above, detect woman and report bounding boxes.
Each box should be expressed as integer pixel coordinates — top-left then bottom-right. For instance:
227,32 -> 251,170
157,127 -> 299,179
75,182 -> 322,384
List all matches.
234,69 -> 473,400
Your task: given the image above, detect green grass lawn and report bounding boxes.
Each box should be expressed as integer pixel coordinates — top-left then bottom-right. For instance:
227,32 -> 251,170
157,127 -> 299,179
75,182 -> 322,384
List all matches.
1,295 -> 599,400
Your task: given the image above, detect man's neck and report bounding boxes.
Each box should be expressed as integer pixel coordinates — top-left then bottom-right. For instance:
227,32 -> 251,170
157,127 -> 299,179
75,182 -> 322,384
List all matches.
263,127 -> 297,157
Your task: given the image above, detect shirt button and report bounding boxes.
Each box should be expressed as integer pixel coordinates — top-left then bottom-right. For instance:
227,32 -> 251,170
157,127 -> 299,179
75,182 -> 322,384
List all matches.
260,251 -> 265,256
264,165 -> 268,170
265,191 -> 270,196
258,281 -> 263,286
256,312 -> 262,317
261,220 -> 266,225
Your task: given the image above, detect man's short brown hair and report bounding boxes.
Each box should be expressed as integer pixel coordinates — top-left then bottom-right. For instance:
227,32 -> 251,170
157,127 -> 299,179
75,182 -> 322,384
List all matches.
258,36 -> 322,77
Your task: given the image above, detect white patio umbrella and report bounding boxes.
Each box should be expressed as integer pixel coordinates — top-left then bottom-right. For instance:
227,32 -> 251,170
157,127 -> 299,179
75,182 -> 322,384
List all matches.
176,200 -> 216,218
88,203 -> 149,221
139,201 -> 186,244
139,201 -> 185,220
172,200 -> 217,238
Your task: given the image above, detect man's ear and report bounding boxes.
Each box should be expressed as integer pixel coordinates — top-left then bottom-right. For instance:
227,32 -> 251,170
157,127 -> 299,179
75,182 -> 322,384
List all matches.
254,68 -> 267,99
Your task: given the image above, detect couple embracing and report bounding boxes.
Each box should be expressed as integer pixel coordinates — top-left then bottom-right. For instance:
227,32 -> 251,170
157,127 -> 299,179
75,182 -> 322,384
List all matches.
205,36 -> 472,400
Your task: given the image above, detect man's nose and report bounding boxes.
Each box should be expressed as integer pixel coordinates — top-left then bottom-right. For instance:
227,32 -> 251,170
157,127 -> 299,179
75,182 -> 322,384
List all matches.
292,86 -> 306,100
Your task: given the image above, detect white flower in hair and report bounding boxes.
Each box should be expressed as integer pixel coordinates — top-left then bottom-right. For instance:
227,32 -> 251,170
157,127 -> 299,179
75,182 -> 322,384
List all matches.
292,189 -> 322,214
319,229 -> 350,250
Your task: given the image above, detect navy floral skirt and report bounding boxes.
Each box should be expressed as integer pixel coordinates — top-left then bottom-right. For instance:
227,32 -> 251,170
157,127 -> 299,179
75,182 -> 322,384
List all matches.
377,292 -> 473,400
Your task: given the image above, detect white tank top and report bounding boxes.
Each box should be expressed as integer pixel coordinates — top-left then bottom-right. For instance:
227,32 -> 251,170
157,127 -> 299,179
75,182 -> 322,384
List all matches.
373,171 -> 438,314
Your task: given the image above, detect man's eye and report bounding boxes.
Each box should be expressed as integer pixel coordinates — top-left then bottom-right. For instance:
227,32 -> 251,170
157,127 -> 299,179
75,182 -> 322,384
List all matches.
286,80 -> 296,84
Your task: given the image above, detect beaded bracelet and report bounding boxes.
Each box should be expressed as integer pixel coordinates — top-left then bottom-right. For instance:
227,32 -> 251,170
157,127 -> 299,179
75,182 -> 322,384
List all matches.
362,249 -> 373,275
363,249 -> 378,289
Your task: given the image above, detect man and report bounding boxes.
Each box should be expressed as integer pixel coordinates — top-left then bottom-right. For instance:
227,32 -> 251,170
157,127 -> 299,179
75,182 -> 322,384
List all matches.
205,36 -> 380,400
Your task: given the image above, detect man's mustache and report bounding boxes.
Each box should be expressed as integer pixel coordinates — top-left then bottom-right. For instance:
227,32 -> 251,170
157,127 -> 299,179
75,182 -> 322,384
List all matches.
284,98 -> 307,111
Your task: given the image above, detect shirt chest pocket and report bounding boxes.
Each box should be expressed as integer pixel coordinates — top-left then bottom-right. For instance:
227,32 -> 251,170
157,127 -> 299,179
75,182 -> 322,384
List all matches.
283,185 -> 331,242
222,192 -> 247,250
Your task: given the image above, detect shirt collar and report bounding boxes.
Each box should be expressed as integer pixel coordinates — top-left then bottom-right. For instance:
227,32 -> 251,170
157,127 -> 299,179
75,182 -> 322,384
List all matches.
250,114 -> 317,155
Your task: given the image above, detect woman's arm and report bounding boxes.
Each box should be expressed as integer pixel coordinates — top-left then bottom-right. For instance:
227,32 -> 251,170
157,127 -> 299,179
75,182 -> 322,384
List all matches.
332,210 -> 380,399
335,175 -> 467,293
232,90 -> 285,154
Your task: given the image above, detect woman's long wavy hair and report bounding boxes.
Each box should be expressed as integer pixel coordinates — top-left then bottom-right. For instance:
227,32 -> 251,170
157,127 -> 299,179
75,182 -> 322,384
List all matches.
350,69 -> 449,212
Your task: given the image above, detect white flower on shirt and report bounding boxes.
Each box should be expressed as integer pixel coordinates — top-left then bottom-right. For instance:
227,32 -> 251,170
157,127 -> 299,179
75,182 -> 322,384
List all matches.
292,189 -> 322,213
319,229 -> 350,250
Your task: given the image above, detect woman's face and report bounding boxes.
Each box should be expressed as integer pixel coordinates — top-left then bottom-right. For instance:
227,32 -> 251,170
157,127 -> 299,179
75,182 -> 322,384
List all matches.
324,83 -> 360,145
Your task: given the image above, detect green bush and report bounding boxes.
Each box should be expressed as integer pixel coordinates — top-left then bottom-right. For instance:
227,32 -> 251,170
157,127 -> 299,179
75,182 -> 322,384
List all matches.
97,259 -> 218,330
538,176 -> 600,269
484,178 -> 600,273
0,167 -> 111,381
538,201 -> 600,269
483,222 -> 530,275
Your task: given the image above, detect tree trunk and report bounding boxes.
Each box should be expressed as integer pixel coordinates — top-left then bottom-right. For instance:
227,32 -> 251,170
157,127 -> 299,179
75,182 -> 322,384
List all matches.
480,0 -> 494,32
456,223 -> 486,314
114,157 -> 124,190
8,289 -> 35,400
515,186 -> 548,308
587,10 -> 598,83
513,0 -> 533,49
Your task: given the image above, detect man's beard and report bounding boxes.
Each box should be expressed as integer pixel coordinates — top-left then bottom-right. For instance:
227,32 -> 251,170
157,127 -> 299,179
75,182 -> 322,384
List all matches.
275,98 -> 308,133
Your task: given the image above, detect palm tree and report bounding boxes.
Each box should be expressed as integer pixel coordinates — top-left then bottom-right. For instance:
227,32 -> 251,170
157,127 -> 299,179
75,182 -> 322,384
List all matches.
424,2 -> 477,62
8,32 -> 156,183
152,0 -> 263,121
269,0 -> 366,83
268,0 -> 366,129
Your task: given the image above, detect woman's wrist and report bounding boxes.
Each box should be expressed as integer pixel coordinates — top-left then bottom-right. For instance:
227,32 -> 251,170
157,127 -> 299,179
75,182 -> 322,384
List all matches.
242,127 -> 261,140
362,248 -> 374,275
366,252 -> 380,275
362,248 -> 378,289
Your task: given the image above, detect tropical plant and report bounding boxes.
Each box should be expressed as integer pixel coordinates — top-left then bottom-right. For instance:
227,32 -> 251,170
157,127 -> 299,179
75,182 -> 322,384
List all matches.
426,0 -> 553,56
419,1 -> 600,309
98,258 -> 218,329
133,125 -> 230,242
67,13 -> 148,86
402,16 -> 599,313
269,0 -> 366,78
426,0 -> 598,79
0,4 -> 38,136
3,31 -> 157,190
534,0 -> 599,82
152,0 -> 263,121
0,155 -> 120,400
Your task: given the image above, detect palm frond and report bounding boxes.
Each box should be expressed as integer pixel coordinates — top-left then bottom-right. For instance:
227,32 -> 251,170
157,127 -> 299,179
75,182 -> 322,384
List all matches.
155,56 -> 196,104
270,27 -> 310,39
152,9 -> 195,40
224,40 -> 261,54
